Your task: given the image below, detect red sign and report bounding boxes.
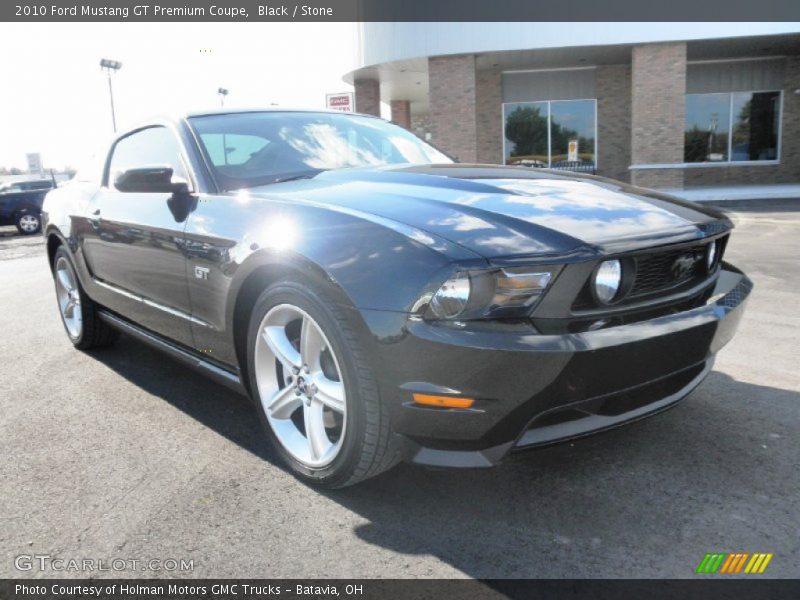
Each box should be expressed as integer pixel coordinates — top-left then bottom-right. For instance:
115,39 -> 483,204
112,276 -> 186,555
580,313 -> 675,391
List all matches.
326,92 -> 354,112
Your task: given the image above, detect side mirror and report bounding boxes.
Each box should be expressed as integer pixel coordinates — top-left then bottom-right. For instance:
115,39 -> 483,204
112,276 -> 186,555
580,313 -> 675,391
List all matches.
114,166 -> 190,194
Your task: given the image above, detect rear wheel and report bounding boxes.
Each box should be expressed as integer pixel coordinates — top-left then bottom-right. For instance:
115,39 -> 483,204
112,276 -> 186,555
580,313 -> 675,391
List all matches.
53,246 -> 118,349
246,280 -> 398,488
16,212 -> 40,235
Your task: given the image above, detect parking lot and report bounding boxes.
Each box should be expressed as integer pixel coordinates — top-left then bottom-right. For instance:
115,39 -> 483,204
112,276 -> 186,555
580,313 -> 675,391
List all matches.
0,203 -> 798,579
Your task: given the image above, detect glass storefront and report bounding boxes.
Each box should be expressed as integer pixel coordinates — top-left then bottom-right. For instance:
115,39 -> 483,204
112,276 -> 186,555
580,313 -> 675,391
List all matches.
684,93 -> 731,162
503,99 -> 596,169
684,91 -> 781,163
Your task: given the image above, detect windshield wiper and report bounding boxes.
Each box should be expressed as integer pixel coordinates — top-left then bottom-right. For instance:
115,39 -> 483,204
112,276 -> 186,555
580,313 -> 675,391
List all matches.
226,170 -> 326,192
269,171 -> 324,185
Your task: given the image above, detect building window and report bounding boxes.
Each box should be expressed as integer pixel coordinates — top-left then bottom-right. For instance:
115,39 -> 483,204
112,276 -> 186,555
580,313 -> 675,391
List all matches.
502,99 -> 596,169
684,91 -> 781,164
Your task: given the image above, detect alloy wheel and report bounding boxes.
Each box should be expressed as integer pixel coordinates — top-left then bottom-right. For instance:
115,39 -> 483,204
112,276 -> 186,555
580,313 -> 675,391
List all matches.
254,304 -> 347,468
19,214 -> 40,233
55,256 -> 82,339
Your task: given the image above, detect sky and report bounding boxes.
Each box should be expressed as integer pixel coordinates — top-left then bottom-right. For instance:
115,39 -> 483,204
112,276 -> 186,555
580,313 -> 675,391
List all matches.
0,22 -> 360,170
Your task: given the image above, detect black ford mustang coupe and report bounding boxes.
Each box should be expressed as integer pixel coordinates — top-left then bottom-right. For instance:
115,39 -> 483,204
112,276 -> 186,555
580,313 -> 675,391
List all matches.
43,109 -> 751,487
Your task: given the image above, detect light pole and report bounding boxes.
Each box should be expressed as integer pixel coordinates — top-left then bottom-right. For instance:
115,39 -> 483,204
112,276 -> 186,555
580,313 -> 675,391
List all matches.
100,59 -> 122,132
218,87 -> 229,107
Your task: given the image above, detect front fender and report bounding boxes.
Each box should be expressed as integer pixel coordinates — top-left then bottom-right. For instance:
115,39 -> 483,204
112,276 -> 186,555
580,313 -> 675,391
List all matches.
225,246 -> 354,326
185,194 -> 487,368
223,207 -> 482,322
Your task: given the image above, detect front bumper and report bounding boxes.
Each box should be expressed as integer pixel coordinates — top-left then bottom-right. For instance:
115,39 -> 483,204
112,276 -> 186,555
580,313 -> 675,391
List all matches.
360,263 -> 752,468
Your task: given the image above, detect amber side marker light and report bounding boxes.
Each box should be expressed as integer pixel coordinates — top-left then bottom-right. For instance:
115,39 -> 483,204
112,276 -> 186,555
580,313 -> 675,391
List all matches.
412,393 -> 475,409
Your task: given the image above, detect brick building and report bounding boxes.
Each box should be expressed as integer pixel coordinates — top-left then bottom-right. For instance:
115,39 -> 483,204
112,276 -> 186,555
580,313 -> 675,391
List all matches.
344,23 -> 800,189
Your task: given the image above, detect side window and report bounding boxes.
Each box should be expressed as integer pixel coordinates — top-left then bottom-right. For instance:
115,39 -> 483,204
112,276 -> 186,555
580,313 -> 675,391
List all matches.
108,126 -> 188,190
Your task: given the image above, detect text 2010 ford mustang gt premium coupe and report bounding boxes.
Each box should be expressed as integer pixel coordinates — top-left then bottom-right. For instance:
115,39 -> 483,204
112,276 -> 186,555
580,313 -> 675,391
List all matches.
43,109 -> 751,487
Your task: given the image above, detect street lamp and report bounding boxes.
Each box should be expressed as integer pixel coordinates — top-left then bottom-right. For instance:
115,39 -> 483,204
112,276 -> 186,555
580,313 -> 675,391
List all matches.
100,59 -> 122,132
218,87 -> 229,107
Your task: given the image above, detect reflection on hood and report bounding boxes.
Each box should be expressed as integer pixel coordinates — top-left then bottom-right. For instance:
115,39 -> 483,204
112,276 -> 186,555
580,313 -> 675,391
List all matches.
250,164 -> 720,259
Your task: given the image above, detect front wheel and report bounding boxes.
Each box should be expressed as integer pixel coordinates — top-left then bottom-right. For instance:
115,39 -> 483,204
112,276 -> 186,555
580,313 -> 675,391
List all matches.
246,280 -> 398,488
16,212 -> 41,235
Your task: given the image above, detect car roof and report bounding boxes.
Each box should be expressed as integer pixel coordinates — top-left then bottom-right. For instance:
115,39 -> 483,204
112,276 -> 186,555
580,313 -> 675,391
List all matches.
116,108 -> 387,146
183,107 -> 381,119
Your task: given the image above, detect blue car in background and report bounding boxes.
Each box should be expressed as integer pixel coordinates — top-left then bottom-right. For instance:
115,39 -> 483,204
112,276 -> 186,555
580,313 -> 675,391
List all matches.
0,178 -> 55,234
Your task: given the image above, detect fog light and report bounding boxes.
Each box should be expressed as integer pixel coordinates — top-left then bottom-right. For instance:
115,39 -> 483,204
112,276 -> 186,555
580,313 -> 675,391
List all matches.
706,240 -> 717,270
594,259 -> 622,304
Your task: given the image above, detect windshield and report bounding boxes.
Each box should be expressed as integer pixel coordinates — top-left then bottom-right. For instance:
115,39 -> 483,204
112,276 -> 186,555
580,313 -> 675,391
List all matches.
189,111 -> 452,190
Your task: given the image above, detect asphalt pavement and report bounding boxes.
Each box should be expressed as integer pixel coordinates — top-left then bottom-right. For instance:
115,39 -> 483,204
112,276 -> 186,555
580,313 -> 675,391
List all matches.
0,204 -> 798,579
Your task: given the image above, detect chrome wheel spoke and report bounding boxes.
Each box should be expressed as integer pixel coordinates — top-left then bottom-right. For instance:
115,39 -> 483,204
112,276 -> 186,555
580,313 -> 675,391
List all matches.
300,316 -> 325,369
262,326 -> 302,372
267,385 -> 302,419
313,374 -> 345,414
64,299 -> 76,318
303,401 -> 331,460
56,269 -> 72,293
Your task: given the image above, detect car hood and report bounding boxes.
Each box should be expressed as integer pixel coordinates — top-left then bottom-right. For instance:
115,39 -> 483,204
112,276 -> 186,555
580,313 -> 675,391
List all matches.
249,164 -> 728,260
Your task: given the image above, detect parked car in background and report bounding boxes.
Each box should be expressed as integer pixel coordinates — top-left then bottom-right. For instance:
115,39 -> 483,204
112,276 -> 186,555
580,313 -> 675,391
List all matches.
0,179 -> 54,193
43,109 -> 751,488
0,178 -> 55,234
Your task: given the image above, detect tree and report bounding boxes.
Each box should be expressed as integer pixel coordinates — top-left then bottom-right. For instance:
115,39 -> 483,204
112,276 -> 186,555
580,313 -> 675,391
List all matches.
505,106 -> 548,159
684,126 -> 708,162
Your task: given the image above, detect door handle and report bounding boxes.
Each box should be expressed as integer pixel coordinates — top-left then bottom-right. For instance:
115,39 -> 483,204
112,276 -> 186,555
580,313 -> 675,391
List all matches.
89,208 -> 101,224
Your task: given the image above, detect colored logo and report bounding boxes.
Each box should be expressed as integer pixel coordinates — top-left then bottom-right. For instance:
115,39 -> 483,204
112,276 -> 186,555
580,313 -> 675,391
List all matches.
696,552 -> 773,574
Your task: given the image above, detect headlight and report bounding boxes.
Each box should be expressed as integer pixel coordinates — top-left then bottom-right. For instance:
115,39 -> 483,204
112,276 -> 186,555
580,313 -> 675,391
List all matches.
706,240 -> 717,270
593,259 -> 622,304
491,269 -> 552,309
429,272 -> 471,319
425,267 -> 555,320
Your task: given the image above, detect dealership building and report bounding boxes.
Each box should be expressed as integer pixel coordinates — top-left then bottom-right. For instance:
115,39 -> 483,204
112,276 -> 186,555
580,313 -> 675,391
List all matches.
344,23 -> 800,191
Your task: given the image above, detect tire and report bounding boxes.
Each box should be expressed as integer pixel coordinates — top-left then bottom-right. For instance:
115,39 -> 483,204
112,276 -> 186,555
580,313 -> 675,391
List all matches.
246,279 -> 399,488
16,212 -> 41,235
52,246 -> 118,350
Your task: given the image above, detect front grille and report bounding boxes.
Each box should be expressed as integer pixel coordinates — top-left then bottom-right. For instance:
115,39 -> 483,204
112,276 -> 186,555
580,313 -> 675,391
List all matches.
629,244 -> 707,297
570,235 -> 728,310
